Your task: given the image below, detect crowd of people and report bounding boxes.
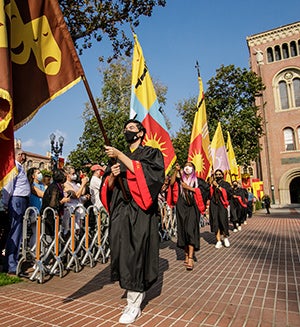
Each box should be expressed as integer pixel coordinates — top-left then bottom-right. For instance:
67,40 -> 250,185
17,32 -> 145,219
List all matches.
0,152 -> 106,276
0,119 -> 266,325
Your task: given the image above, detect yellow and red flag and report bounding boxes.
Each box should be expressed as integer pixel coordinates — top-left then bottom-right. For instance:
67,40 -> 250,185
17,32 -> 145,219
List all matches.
188,75 -> 211,179
130,34 -> 176,174
0,0 -> 84,187
210,122 -> 230,175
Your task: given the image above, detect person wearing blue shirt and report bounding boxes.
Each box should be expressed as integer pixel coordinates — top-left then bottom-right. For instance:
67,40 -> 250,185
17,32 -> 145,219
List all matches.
2,148 -> 30,275
27,168 -> 45,248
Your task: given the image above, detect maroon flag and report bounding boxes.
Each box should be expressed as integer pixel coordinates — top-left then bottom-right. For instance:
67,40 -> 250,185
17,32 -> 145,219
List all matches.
0,0 -> 84,187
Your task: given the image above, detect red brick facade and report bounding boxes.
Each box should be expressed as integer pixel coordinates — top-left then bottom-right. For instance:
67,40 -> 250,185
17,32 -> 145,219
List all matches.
247,22 -> 300,205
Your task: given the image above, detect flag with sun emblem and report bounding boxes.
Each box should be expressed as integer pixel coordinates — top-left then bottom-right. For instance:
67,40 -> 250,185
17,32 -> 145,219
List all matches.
188,75 -> 211,179
210,122 -> 230,174
226,131 -> 239,182
130,33 -> 176,174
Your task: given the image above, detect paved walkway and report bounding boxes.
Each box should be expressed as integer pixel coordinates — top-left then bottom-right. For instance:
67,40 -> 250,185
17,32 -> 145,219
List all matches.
0,208 -> 299,327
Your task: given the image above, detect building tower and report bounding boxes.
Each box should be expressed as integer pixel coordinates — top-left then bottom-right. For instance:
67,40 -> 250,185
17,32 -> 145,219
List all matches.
247,22 -> 300,205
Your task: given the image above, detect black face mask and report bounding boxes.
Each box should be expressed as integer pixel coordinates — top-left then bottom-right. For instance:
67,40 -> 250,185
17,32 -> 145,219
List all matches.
215,176 -> 222,182
124,130 -> 140,144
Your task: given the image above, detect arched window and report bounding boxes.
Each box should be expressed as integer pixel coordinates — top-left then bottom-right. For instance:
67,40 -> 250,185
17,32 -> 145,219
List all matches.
274,69 -> 300,111
275,45 -> 281,61
290,41 -> 297,57
283,128 -> 295,151
297,126 -> 300,147
293,78 -> 300,107
267,47 -> 274,62
282,43 -> 289,59
279,81 -> 289,109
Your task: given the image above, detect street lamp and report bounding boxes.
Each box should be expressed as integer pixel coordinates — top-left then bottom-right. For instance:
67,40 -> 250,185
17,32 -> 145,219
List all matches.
50,133 -> 64,170
271,184 -> 275,205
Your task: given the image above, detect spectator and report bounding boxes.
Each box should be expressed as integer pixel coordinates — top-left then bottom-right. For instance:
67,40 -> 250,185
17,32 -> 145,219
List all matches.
27,168 -> 45,248
63,166 -> 89,236
89,164 -> 106,210
40,169 -> 70,237
2,148 -> 30,275
262,194 -> 271,214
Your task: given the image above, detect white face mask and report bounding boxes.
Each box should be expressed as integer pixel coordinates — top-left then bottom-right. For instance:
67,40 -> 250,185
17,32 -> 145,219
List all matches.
36,173 -> 43,182
70,174 -> 77,181
184,166 -> 193,175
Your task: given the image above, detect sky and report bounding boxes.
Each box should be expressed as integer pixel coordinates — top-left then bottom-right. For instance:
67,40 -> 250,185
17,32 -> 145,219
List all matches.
15,0 -> 300,160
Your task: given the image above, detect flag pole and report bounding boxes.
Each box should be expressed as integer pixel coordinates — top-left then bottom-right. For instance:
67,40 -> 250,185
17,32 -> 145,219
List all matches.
81,75 -> 111,146
81,74 -> 130,201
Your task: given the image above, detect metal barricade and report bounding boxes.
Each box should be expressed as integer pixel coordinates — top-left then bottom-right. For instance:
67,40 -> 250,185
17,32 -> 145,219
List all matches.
16,206 -> 39,276
81,205 -> 97,267
22,204 -> 111,282
29,207 -> 58,283
93,207 -> 110,263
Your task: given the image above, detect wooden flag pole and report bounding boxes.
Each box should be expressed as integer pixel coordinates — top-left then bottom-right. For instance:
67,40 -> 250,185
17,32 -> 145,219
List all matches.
81,74 -> 129,201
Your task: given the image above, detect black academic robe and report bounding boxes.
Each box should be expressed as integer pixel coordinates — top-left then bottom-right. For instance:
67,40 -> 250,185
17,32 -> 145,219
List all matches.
173,177 -> 209,251
209,179 -> 232,236
100,145 -> 164,292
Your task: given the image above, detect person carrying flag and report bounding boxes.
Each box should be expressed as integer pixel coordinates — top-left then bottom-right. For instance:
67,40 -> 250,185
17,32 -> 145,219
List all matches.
100,119 -> 164,324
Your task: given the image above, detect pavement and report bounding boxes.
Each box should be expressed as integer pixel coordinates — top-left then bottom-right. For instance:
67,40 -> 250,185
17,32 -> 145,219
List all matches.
0,208 -> 299,327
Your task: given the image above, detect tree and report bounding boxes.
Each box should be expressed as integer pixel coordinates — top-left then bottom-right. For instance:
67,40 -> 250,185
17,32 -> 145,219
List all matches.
59,0 -> 166,59
67,58 -> 168,168
173,65 -> 265,166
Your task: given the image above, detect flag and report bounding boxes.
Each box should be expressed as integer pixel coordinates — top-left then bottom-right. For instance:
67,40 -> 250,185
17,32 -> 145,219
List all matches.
210,122 -> 230,174
130,34 -> 176,174
226,131 -> 239,182
0,0 -> 84,187
188,76 -> 211,179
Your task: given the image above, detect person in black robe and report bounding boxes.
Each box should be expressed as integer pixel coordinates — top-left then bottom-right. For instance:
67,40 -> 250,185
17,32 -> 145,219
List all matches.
209,169 -> 232,248
170,162 -> 209,270
100,119 -> 164,325
231,181 -> 248,230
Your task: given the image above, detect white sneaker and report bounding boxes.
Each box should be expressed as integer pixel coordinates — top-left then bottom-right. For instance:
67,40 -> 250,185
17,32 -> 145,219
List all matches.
244,221 -> 247,225
223,238 -> 230,247
237,226 -> 242,231
215,241 -> 222,249
233,228 -> 238,233
119,306 -> 141,324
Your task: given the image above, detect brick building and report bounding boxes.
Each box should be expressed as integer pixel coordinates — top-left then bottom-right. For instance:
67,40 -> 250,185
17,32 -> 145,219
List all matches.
15,139 -> 52,172
247,22 -> 300,205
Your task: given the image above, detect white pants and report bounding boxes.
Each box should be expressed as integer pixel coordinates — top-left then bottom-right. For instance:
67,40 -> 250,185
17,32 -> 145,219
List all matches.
127,291 -> 145,308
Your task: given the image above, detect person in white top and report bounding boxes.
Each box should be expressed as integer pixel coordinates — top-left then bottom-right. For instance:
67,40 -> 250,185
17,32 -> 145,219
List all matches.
90,164 -> 106,210
63,166 -> 89,235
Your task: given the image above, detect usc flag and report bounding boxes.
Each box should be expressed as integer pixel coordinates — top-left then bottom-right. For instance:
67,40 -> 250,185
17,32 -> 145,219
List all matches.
188,76 -> 211,179
0,0 -> 84,187
130,34 -> 176,174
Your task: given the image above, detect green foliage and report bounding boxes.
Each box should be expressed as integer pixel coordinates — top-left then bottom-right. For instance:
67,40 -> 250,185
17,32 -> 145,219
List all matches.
173,65 -> 265,166
67,58 -> 168,168
59,0 -> 166,60
255,200 -> 263,210
0,273 -> 22,286
40,169 -> 52,177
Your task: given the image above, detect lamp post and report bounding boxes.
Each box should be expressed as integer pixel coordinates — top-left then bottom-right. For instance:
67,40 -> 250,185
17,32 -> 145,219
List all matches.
50,133 -> 64,171
271,184 -> 275,205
